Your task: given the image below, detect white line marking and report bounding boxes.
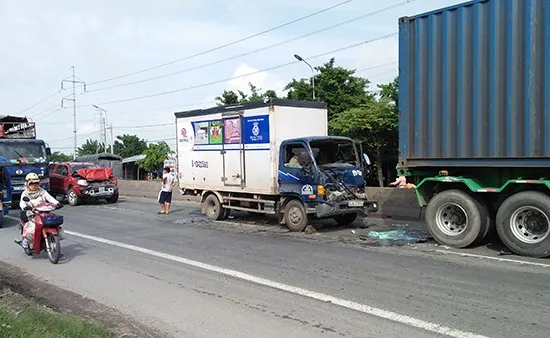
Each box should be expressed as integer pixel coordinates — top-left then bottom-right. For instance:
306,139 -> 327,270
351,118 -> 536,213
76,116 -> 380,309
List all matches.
434,250 -> 550,268
63,229 -> 486,338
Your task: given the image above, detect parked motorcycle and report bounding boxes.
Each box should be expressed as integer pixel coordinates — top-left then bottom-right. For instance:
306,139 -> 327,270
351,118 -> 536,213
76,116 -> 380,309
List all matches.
16,196 -> 64,264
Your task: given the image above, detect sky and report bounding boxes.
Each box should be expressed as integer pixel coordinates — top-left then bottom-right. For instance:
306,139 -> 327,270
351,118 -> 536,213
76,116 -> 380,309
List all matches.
0,0 -> 469,155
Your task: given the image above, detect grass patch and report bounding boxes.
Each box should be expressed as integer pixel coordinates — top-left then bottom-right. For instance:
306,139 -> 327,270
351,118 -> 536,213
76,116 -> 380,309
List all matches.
0,292 -> 114,338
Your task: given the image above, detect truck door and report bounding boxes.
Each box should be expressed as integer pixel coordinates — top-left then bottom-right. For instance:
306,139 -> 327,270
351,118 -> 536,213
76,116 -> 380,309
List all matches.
221,113 -> 245,188
278,141 -> 316,195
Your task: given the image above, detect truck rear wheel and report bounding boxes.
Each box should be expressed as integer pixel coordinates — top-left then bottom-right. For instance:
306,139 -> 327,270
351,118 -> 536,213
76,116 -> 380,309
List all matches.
203,194 -> 223,220
284,199 -> 309,232
425,189 -> 489,248
495,191 -> 550,258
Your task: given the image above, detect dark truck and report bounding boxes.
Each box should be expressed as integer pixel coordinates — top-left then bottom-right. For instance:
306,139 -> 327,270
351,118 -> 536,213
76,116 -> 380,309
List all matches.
398,0 -> 550,257
0,115 -> 51,203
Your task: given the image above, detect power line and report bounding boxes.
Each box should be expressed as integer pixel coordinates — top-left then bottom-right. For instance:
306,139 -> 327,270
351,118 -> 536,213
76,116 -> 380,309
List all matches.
17,89 -> 63,115
84,33 -> 397,107
85,0 -> 355,87
88,1 -> 415,93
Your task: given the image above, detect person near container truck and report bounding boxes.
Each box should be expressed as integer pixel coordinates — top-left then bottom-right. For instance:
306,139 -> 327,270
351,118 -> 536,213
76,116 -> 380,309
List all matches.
158,167 -> 176,214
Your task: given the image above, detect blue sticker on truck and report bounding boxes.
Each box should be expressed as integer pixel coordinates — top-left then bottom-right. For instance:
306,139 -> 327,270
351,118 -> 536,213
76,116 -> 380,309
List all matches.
243,115 -> 269,145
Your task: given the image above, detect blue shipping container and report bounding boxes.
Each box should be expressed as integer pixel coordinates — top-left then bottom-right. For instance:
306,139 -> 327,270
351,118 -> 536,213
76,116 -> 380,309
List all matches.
398,0 -> 550,168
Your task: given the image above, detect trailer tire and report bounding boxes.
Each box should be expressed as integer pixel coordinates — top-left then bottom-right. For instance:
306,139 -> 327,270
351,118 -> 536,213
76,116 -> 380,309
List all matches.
425,189 -> 488,248
203,194 -> 223,221
495,191 -> 550,258
284,199 -> 309,232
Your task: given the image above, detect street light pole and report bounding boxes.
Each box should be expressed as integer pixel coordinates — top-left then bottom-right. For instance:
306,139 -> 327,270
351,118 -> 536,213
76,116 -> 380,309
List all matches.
294,54 -> 315,100
92,105 -> 109,153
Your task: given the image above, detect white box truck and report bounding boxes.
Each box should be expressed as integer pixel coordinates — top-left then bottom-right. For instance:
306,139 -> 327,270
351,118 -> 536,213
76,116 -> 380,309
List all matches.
174,99 -> 378,231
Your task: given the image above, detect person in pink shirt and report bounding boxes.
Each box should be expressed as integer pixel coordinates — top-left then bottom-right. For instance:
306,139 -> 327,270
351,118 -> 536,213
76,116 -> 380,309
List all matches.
389,175 -> 407,188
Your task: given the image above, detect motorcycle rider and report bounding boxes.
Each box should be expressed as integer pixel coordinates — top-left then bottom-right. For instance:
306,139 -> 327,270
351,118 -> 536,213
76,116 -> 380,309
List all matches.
15,173 -> 62,249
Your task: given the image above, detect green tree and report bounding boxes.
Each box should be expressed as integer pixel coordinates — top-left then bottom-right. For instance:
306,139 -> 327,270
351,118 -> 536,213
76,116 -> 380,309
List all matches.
77,139 -> 105,156
285,58 -> 373,119
137,141 -> 172,172
329,97 -> 398,187
49,151 -> 72,162
378,76 -> 398,107
215,82 -> 279,106
112,134 -> 148,159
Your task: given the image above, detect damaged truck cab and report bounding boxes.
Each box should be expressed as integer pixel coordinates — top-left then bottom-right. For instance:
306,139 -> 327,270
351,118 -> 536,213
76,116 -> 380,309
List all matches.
175,99 -> 378,232
278,136 -> 377,230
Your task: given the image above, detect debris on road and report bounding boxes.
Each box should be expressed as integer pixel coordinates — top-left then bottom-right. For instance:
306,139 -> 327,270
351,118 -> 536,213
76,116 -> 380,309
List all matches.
174,216 -> 209,224
363,230 -> 430,245
304,225 -> 317,234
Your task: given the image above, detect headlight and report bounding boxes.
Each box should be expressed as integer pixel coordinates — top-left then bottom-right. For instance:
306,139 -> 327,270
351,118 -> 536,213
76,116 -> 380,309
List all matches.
77,179 -> 88,186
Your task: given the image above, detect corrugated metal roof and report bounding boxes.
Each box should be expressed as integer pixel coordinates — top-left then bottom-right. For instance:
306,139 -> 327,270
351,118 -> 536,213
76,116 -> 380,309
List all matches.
122,154 -> 146,163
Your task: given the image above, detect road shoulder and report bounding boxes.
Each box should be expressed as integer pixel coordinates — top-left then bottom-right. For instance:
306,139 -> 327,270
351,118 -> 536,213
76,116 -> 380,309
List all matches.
0,261 -> 164,338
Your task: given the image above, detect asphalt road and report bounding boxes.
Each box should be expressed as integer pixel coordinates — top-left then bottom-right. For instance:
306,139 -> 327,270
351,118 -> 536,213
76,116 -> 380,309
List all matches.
0,198 -> 549,338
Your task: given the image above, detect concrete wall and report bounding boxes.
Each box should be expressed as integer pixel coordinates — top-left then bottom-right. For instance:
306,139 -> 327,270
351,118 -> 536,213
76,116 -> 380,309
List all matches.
118,180 -> 422,220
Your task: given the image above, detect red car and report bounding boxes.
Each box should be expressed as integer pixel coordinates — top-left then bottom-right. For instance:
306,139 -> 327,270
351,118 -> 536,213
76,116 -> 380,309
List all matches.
48,162 -> 119,206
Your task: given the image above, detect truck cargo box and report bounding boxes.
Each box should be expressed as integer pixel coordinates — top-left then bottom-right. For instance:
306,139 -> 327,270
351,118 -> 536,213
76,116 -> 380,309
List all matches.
398,0 -> 550,168
174,99 -> 328,195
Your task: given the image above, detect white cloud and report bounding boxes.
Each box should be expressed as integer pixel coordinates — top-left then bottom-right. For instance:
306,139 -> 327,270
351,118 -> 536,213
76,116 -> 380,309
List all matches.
228,63 -> 287,97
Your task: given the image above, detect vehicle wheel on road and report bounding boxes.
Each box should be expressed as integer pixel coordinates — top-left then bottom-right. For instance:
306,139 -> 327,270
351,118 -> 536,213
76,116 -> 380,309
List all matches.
220,207 -> 231,220
284,199 -> 309,232
425,189 -> 489,248
333,213 -> 357,226
203,194 -> 223,220
106,192 -> 119,204
495,191 -> 550,258
68,188 -> 79,206
47,235 -> 61,264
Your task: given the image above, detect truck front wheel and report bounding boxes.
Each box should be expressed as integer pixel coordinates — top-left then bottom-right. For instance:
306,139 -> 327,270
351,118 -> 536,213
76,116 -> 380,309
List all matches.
425,189 -> 489,248
496,191 -> 550,258
284,200 -> 309,232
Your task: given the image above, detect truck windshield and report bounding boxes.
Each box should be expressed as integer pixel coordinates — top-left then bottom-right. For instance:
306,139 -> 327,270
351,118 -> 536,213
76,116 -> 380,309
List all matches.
309,140 -> 359,167
0,142 -> 47,163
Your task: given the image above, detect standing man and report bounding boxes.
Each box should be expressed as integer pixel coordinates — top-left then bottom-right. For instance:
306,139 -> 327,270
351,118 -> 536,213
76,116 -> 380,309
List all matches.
158,167 -> 175,214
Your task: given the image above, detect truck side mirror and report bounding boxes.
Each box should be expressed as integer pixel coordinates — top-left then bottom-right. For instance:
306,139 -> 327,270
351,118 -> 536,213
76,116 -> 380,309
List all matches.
46,147 -> 52,157
363,153 -> 371,166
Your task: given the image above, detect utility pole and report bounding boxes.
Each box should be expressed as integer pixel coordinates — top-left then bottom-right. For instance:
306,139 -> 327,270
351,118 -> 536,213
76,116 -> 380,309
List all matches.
109,124 -> 114,154
61,66 -> 86,159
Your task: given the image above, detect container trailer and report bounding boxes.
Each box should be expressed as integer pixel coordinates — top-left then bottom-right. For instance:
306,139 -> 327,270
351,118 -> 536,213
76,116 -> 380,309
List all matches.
398,0 -> 550,257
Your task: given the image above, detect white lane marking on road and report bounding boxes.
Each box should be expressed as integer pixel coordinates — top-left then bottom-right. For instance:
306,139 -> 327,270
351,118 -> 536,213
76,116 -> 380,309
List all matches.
64,230 -> 486,338
434,250 -> 550,268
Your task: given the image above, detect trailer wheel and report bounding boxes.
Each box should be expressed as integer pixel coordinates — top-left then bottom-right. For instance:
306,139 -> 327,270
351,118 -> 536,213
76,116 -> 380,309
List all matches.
284,199 -> 309,232
425,189 -> 488,248
495,191 -> 550,258
203,194 -> 223,220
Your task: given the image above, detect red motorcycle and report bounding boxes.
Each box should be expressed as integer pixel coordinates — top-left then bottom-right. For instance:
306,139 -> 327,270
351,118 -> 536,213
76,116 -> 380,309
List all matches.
16,196 -> 64,264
